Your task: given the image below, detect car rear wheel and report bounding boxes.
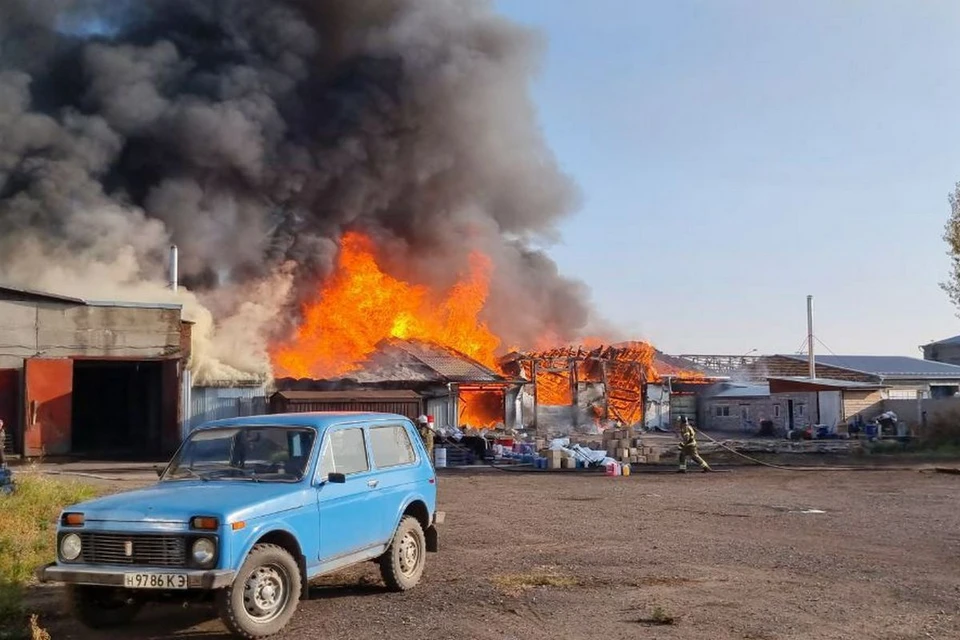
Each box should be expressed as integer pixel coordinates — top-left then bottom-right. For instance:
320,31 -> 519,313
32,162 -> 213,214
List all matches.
67,585 -> 143,629
217,543 -> 302,639
379,516 -> 426,591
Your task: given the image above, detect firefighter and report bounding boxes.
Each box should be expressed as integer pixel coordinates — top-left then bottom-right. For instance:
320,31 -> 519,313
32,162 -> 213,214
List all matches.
417,415 -> 435,461
676,416 -> 712,473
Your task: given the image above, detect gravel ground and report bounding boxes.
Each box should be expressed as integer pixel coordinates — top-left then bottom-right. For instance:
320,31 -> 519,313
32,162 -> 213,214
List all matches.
31,466 -> 960,640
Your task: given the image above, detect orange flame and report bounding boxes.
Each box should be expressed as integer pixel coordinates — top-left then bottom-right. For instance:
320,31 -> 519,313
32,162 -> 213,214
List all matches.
458,388 -> 504,428
270,232 -> 501,379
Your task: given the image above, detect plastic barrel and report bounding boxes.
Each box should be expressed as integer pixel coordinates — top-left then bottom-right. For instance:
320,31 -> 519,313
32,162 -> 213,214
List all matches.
434,447 -> 447,468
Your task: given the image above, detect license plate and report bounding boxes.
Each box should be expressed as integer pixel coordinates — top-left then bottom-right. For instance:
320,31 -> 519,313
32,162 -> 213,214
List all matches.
123,573 -> 188,589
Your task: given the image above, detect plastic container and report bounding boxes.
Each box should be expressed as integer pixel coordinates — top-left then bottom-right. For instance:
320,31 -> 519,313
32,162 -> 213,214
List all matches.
605,462 -> 619,476
621,463 -> 631,477
434,447 -> 447,468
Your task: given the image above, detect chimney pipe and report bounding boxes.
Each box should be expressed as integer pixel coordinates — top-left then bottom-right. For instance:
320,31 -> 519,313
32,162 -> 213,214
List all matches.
807,295 -> 815,379
169,244 -> 178,292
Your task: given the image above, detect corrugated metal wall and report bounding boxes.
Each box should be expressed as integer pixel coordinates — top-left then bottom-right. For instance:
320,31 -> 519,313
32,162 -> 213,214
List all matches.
274,399 -> 421,421
426,396 -> 455,429
180,371 -> 267,438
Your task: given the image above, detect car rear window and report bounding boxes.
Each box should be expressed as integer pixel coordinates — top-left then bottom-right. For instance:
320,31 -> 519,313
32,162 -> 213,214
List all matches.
369,426 -> 416,468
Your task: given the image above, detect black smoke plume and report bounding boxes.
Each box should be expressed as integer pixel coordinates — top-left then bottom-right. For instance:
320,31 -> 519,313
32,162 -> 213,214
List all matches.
0,0 -> 600,380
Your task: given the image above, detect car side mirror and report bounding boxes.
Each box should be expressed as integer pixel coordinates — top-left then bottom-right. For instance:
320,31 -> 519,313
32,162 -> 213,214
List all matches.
327,472 -> 346,484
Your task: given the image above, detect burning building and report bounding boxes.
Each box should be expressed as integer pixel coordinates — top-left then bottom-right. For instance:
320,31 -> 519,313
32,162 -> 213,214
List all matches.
500,343 -> 717,435
0,0 -> 707,442
274,338 -> 523,431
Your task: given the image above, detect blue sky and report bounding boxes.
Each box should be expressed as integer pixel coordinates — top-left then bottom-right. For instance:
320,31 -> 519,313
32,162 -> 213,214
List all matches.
495,0 -> 960,357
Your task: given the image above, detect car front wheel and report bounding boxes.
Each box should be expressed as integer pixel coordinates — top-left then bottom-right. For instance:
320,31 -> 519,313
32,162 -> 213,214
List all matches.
217,543 -> 302,639
379,516 -> 426,591
67,585 -> 143,629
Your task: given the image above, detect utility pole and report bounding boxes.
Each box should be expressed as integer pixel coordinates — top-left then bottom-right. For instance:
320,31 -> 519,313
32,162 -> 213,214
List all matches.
807,295 -> 815,380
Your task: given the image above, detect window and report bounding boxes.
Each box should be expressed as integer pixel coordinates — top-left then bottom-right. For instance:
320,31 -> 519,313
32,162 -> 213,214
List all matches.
319,428 -> 369,477
797,404 -> 805,417
888,389 -> 922,400
774,405 -> 781,418
370,426 -> 416,468
164,427 -> 315,482
715,405 -> 730,417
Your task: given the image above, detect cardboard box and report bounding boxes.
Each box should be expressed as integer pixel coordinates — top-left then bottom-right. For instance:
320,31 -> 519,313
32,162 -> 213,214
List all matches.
629,447 -> 638,457
547,456 -> 563,470
619,448 -> 630,460
646,452 -> 660,463
561,457 -> 574,469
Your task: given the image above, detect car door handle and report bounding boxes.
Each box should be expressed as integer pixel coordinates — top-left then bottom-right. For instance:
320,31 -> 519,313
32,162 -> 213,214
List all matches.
367,479 -> 379,488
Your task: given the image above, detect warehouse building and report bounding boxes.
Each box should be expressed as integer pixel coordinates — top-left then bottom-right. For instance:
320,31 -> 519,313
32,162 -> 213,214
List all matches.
0,285 -> 189,458
274,338 -> 523,431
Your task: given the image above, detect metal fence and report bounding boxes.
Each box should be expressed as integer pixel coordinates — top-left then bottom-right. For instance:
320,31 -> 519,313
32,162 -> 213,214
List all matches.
180,371 -> 268,439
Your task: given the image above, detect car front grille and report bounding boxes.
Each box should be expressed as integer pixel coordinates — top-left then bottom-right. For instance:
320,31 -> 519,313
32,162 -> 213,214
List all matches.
78,533 -> 187,568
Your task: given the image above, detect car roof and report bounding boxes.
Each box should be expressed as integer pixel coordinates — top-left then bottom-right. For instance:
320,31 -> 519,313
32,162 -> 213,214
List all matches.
195,411 -> 413,431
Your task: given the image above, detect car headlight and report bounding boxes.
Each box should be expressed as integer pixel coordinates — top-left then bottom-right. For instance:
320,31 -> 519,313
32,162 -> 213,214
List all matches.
192,538 -> 216,566
60,533 -> 82,561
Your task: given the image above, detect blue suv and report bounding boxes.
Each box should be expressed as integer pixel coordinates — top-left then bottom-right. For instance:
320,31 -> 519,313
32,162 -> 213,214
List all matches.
37,412 -> 441,639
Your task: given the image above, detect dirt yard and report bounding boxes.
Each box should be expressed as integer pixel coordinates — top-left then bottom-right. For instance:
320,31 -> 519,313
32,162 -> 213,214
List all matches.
29,466 -> 960,640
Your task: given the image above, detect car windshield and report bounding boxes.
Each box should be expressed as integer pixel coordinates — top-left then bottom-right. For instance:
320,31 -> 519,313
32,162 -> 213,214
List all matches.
163,426 -> 315,483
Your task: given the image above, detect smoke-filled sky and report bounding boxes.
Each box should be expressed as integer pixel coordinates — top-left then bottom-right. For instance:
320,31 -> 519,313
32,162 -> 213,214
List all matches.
499,0 -> 960,357
0,0 -> 609,381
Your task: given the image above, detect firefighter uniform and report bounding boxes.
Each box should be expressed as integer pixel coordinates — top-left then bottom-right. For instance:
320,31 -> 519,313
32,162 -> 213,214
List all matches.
417,415 -> 435,461
677,417 -> 711,473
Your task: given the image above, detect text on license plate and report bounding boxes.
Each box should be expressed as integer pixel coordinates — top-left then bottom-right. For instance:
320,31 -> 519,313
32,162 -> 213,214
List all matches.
123,573 -> 188,589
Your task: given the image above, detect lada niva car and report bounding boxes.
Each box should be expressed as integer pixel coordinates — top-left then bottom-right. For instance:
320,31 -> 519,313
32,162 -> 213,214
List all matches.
37,412 -> 441,638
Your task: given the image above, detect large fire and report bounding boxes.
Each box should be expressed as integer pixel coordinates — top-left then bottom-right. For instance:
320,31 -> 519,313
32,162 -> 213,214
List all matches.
271,232 -> 501,379
270,232 -> 709,431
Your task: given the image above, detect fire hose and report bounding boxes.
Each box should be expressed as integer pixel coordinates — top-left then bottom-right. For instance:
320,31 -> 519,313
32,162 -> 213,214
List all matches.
691,425 -> 907,472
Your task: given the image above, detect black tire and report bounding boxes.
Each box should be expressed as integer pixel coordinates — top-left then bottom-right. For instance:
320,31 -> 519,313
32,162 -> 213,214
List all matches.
216,543 -> 302,639
379,516 -> 426,592
67,585 -> 143,629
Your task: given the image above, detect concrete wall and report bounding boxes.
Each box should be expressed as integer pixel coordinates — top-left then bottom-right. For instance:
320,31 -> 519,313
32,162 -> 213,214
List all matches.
0,299 -> 182,369
0,297 -> 183,456
701,392 -> 817,434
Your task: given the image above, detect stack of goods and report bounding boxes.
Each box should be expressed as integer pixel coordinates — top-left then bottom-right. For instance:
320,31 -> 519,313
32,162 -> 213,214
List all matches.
602,428 -> 661,464
534,447 -> 593,470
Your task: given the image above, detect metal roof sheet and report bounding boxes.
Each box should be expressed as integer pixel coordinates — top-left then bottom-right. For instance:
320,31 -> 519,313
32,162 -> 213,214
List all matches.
272,390 -> 422,401
0,284 -> 181,310
780,354 -> 960,379
767,376 -> 887,390
707,383 -> 770,399
923,334 -> 960,347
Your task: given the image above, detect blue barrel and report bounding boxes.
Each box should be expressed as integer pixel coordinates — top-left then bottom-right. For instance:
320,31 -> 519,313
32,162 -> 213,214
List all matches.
865,424 -> 878,439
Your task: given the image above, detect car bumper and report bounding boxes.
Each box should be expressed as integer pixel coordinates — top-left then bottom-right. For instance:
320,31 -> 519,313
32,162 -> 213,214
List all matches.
36,563 -> 236,590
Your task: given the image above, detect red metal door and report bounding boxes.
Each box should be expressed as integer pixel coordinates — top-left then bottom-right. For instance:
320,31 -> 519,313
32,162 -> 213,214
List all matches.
0,369 -> 19,455
24,358 -> 73,457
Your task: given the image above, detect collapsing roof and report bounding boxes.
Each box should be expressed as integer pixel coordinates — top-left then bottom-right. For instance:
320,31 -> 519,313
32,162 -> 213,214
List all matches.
500,341 -> 712,382
276,338 -> 518,387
